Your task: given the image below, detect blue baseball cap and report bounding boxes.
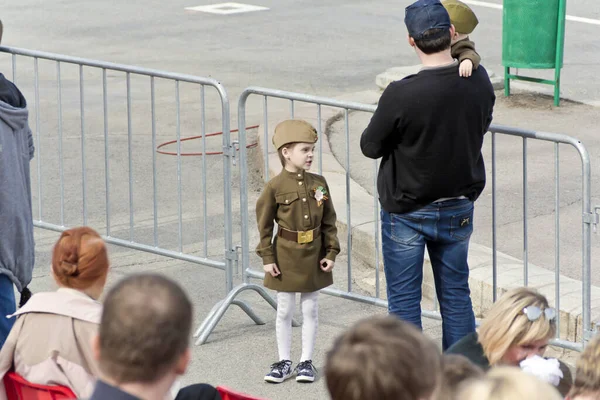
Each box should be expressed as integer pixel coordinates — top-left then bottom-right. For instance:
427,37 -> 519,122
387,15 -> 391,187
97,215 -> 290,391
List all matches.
405,0 -> 451,40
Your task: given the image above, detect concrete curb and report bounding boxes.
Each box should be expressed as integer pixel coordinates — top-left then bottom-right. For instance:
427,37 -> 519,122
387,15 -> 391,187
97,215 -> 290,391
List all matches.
251,90 -> 599,345
375,65 -> 505,91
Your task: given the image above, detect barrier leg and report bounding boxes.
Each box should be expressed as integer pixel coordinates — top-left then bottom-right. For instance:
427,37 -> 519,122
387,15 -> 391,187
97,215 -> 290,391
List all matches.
195,283 -> 300,345
193,300 -> 224,338
231,300 -> 265,325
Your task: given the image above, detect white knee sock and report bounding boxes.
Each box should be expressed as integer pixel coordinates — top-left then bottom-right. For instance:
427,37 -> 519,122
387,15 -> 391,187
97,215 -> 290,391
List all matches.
300,291 -> 319,362
276,292 -> 295,361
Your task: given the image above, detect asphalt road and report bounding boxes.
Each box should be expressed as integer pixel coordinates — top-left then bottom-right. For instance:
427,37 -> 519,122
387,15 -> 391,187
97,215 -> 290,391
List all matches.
2,0 -> 599,104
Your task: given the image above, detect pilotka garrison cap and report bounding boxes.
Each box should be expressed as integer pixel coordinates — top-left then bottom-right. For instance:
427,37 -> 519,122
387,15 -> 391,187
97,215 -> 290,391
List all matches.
272,120 -> 318,150
442,0 -> 478,34
405,0 -> 451,40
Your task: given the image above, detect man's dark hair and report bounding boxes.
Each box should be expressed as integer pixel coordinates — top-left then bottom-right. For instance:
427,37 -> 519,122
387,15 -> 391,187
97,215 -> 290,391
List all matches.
414,28 -> 451,55
98,273 -> 193,383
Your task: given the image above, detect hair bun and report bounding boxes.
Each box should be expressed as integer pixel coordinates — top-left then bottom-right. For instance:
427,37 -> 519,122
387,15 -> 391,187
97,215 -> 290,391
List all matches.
60,260 -> 80,277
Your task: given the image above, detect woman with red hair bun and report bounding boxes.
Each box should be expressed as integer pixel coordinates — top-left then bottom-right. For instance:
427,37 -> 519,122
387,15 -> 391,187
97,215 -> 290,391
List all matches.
0,227 -> 110,399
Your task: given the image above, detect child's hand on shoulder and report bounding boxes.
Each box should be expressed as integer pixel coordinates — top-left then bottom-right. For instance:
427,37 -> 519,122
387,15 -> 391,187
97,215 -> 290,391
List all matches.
320,258 -> 335,272
459,59 -> 474,77
264,263 -> 280,277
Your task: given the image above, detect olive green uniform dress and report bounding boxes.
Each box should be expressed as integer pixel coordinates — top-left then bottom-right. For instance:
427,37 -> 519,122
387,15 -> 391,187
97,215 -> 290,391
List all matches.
256,169 -> 340,293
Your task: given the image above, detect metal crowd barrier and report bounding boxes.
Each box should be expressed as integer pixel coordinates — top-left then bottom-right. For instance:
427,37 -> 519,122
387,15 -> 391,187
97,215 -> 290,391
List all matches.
1,45 -> 593,350
219,86 -> 592,352
0,46 -> 265,343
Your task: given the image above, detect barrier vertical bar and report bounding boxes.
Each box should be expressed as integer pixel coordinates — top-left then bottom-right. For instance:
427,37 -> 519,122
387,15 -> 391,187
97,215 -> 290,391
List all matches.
554,143 -> 560,337
317,104 -> 323,175
239,93 -> 250,285
34,57 -> 42,221
581,144 -> 592,344
103,69 -> 111,236
126,72 -> 134,241
150,77 -> 157,246
11,54 -> 16,84
79,65 -> 87,225
263,96 -> 269,181
345,109 -> 352,291
523,137 -> 528,286
219,86 -> 234,294
201,85 -> 208,258
290,99 -> 294,119
57,62 -> 65,226
492,132 -> 498,302
176,80 -> 183,253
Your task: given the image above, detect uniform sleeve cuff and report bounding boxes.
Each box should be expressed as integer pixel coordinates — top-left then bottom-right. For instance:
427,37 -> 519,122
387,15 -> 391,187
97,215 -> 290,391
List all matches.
261,255 -> 276,265
325,251 -> 338,262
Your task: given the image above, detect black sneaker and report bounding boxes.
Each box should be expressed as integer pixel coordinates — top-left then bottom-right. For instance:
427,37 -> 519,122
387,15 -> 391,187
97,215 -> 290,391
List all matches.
295,360 -> 317,383
264,360 -> 293,383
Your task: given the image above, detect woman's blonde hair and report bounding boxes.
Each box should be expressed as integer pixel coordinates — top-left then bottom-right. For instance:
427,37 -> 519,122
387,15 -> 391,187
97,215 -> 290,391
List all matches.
479,287 -> 556,365
568,334 -> 600,399
458,366 -> 562,400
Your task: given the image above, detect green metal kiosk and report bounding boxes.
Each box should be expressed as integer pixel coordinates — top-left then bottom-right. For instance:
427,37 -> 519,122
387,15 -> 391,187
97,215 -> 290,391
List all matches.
502,0 -> 567,106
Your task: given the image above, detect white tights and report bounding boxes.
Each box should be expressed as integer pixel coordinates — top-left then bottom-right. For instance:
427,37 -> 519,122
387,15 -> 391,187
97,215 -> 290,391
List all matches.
275,291 -> 319,362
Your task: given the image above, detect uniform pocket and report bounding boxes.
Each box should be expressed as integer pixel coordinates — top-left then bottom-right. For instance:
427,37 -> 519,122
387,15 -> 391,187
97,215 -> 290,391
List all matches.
450,208 -> 474,241
275,192 -> 299,205
390,213 -> 422,245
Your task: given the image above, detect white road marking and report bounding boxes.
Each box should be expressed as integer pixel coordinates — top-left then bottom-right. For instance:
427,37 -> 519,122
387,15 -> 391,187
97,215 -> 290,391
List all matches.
461,0 -> 600,26
185,2 -> 269,15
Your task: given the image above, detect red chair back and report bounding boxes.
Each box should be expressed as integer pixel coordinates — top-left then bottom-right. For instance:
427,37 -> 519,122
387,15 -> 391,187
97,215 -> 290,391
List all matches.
216,386 -> 268,400
3,372 -> 77,400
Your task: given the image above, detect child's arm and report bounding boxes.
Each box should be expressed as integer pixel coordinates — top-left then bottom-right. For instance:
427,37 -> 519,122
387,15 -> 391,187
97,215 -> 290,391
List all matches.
452,39 -> 481,78
320,183 -> 340,272
458,49 -> 481,70
256,182 -> 278,268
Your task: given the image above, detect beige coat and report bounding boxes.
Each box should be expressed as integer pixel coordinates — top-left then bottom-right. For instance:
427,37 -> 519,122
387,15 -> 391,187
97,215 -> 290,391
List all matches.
0,288 -> 102,399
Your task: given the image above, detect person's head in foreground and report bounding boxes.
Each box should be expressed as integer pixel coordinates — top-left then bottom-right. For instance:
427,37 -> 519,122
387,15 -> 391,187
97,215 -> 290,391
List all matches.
479,287 -> 556,366
92,273 -> 193,400
567,334 -> 600,400
325,315 -> 442,400
52,226 -> 110,300
440,354 -> 484,400
457,366 -> 562,400
404,0 -> 454,57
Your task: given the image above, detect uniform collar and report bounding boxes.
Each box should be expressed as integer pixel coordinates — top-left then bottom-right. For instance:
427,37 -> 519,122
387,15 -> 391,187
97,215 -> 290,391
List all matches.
282,168 -> 306,180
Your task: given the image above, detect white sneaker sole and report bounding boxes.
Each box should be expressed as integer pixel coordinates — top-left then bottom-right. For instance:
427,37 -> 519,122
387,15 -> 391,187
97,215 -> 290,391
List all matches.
296,375 -> 315,383
264,374 -> 292,384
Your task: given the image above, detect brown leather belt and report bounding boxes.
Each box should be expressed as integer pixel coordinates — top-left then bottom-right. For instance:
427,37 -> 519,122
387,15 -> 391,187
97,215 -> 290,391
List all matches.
277,226 -> 321,244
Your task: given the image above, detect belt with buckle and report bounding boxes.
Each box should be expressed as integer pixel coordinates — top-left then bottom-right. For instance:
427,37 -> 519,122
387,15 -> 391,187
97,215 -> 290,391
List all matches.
277,226 -> 321,244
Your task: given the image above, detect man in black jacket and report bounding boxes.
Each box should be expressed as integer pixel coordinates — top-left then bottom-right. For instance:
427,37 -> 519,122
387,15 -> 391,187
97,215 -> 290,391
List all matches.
360,0 -> 495,350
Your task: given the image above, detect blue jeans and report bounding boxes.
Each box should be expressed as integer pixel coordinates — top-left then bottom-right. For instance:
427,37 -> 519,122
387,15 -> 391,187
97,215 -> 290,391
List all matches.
381,198 -> 476,350
0,274 -> 16,348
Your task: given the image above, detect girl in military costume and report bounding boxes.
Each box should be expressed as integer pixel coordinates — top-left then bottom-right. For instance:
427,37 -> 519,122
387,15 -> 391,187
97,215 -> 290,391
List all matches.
255,119 -> 340,384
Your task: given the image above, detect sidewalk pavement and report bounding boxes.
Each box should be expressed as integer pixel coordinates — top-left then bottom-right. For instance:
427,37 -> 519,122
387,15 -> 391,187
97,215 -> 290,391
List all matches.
27,227 -> 442,400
